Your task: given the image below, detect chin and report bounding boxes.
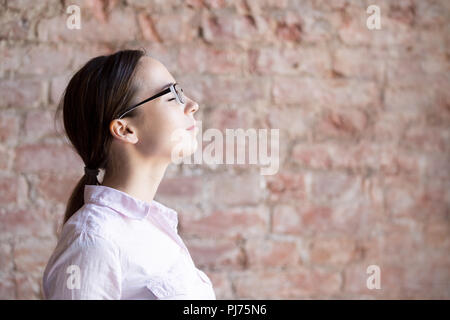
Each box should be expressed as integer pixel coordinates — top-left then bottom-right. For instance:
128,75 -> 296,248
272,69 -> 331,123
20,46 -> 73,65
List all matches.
169,138 -> 198,164
183,139 -> 199,157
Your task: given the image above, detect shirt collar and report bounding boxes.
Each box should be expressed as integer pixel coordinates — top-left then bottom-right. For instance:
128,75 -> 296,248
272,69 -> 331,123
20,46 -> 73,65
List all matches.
84,184 -> 178,230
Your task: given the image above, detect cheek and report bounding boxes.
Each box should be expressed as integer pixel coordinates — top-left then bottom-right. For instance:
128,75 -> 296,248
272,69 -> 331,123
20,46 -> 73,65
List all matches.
138,107 -> 186,156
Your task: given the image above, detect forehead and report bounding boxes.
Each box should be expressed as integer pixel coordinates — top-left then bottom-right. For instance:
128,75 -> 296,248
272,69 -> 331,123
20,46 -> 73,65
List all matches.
134,56 -> 176,96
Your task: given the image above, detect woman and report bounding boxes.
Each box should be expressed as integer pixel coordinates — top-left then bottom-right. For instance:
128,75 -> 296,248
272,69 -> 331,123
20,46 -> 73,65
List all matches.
42,49 -> 216,300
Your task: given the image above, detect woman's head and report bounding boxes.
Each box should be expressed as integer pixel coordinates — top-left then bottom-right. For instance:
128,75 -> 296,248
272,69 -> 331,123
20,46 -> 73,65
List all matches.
56,49 -> 199,224
111,55 -> 199,165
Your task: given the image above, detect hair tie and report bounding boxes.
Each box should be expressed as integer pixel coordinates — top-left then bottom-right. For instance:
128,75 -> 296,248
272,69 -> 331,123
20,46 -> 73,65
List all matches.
84,166 -> 99,177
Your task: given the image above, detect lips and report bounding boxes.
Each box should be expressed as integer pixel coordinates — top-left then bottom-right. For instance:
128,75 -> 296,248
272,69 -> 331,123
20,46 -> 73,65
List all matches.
186,124 -> 195,130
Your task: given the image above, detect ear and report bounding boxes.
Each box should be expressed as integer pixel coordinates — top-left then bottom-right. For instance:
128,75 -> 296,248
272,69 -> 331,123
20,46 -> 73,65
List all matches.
109,119 -> 139,144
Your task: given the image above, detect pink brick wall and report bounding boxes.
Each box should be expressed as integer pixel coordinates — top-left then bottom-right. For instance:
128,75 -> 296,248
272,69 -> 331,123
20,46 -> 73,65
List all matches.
1,0 -> 449,299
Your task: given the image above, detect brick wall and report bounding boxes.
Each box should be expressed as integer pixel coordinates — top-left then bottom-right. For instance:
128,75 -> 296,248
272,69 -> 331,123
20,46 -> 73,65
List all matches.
0,0 -> 449,299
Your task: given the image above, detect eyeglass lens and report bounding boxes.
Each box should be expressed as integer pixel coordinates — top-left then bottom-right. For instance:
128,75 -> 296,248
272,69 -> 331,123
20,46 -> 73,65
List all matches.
175,84 -> 185,104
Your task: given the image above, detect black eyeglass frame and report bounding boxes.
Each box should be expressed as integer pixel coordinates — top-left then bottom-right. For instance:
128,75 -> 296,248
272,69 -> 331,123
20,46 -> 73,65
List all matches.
117,83 -> 185,119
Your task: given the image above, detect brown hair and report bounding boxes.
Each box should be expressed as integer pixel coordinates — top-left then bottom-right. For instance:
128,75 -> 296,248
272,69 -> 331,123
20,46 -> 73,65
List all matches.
54,49 -> 145,225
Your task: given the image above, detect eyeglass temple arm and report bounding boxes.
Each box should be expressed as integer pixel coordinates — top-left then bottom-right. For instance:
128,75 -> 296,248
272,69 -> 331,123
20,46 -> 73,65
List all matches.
118,88 -> 171,119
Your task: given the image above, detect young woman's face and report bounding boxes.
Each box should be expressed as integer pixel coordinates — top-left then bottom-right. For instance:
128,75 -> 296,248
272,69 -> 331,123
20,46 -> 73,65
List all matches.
113,56 -> 199,162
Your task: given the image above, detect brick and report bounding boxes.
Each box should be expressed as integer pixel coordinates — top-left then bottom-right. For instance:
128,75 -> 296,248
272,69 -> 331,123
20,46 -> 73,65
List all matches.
284,4 -> 341,44
153,10 -> 199,43
185,0 -> 227,10
291,142 -> 422,175
197,76 -> 269,105
423,152 -> 450,180
424,219 -> 450,250
0,274 -> 16,299
422,178 -> 450,222
275,21 -> 302,43
14,272 -> 42,299
205,106 -> 254,131
383,175 -> 447,221
386,54 -> 431,89
23,109 -> 58,142
232,267 -> 342,299
266,171 -> 307,203
14,143 -> 83,174
235,0 -> 288,12
377,218 -> 425,264
178,206 -> 269,238
204,270 -> 234,299
310,171 -> 363,204
291,143 -> 334,169
0,242 -> 13,273
251,45 -> 331,76
272,198 -> 378,237
0,146 -> 10,170
314,108 -> 369,140
402,124 -> 449,153
0,110 -> 20,145
127,0 -> 181,11
333,47 -> 386,81
384,176 -> 420,219
0,42 -> 22,75
38,7 -> 138,44
137,13 -> 162,42
0,79 -> 42,108
264,105 -> 317,140
70,44 -> 113,71
36,172 -> 80,204
184,237 -> 245,270
49,73 -> 71,105
178,44 -> 246,75
20,44 -> 72,75
309,235 -> 358,267
157,175 -> 203,202
201,11 -> 270,44
343,262 -> 407,298
140,42 -> 180,73
384,0 -> 416,26
6,0 -> 60,13
272,77 -> 378,108
13,237 -> 56,275
0,9 -> 30,41
245,237 -> 300,268
403,260 -> 450,299
86,0 -> 120,23
209,173 -> 263,206
273,203 -> 326,235
0,174 -> 19,205
0,207 -> 55,240
414,0 -> 449,28
370,110 -> 415,142
338,5 -> 419,48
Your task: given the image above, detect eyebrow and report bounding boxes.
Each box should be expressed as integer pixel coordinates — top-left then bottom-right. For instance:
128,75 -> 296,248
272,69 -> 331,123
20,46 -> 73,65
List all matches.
161,82 -> 175,90
141,82 -> 174,101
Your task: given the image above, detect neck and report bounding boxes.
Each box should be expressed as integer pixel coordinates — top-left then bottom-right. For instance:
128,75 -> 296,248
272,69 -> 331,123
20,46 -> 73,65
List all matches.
100,157 -> 169,205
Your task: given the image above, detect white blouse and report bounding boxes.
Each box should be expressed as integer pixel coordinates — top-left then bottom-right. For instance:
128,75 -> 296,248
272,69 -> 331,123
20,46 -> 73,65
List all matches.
42,184 -> 216,300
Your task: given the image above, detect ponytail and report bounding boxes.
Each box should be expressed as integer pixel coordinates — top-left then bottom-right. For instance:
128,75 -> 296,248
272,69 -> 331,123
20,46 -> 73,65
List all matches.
62,174 -> 97,224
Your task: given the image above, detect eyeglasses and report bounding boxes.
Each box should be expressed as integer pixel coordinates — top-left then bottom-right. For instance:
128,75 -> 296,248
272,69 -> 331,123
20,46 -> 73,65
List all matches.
117,83 -> 186,119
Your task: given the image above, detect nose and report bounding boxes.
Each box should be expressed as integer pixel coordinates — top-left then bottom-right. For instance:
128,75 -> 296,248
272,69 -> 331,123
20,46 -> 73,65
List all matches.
185,96 -> 199,115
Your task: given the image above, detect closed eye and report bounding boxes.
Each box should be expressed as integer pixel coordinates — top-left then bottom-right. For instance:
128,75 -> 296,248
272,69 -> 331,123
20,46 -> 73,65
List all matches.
168,98 -> 176,101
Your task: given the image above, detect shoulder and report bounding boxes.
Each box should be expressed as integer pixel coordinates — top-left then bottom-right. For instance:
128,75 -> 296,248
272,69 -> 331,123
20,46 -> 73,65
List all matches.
62,203 -> 124,243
